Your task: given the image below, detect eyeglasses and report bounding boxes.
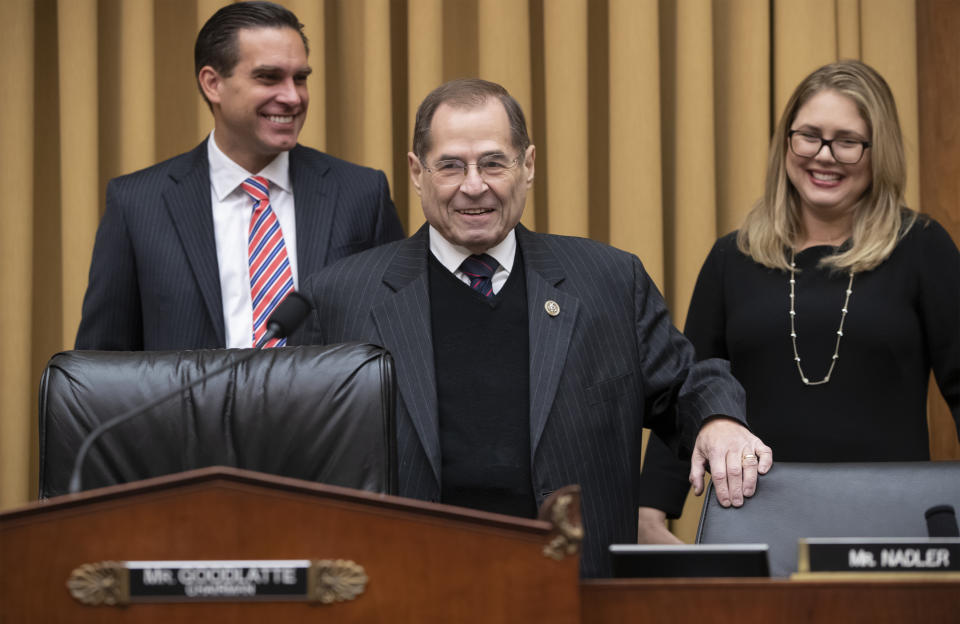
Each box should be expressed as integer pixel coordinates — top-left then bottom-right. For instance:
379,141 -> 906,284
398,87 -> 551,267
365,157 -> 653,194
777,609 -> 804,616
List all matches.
422,154 -> 521,186
788,130 -> 871,165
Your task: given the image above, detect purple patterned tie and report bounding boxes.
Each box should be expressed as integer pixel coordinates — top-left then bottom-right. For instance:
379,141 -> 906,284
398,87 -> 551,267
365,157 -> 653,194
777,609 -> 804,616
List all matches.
460,254 -> 499,298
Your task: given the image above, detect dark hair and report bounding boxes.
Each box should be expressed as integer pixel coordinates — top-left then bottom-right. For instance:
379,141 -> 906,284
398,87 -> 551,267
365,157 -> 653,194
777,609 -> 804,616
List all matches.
412,78 -> 530,161
195,1 -> 308,105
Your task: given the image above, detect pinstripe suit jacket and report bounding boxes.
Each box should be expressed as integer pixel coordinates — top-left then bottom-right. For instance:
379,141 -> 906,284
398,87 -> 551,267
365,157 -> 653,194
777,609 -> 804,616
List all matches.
75,140 -> 404,350
298,224 -> 746,577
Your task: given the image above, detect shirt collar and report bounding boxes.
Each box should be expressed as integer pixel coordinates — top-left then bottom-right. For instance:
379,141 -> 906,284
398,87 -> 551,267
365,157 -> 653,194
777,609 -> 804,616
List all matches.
428,225 -> 517,275
207,130 -> 292,201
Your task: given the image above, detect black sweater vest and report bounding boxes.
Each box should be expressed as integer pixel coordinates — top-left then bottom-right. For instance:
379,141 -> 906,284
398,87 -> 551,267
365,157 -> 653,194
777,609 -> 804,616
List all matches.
428,252 -> 535,518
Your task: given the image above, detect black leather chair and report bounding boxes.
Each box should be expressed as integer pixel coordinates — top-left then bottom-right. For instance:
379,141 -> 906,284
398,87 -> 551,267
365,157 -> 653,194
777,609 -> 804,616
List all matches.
696,461 -> 960,577
38,343 -> 397,498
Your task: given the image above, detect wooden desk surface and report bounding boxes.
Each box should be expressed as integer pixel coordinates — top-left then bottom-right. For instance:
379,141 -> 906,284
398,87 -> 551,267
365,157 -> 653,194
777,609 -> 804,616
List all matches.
581,577 -> 960,623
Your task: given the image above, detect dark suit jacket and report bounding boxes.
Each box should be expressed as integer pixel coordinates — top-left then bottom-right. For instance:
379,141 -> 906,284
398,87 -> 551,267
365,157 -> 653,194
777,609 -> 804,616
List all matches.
75,140 -> 404,350
298,224 -> 746,577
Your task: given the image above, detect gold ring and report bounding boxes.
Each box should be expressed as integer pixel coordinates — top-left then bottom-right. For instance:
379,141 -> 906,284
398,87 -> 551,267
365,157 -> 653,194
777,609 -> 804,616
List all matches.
742,453 -> 758,461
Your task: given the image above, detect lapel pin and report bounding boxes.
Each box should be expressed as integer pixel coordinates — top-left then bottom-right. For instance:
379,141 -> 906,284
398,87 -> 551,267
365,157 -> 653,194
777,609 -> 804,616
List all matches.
544,300 -> 560,317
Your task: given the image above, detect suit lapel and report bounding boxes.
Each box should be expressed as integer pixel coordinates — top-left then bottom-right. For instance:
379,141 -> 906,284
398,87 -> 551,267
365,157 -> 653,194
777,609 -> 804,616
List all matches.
519,226 -> 580,455
289,145 -> 334,281
164,141 -> 225,346
370,226 -> 442,483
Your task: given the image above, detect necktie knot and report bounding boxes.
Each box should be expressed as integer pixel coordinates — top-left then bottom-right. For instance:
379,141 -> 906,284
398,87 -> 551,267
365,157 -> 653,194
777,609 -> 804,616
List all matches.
241,176 -> 270,206
460,253 -> 499,298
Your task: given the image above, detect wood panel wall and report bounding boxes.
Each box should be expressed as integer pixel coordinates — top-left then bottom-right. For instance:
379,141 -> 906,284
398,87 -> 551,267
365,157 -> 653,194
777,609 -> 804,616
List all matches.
917,0 -> 960,460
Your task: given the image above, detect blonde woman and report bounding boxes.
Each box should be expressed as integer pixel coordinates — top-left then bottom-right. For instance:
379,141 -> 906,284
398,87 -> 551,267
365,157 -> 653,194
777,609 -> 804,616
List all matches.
637,60 -> 959,543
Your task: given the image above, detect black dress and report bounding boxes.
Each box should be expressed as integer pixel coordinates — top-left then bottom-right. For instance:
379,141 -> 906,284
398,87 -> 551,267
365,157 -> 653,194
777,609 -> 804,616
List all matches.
637,216 -> 960,517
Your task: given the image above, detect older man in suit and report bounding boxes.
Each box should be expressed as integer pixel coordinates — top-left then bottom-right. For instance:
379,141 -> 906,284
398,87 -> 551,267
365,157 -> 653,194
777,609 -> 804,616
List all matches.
298,79 -> 772,577
75,1 -> 403,351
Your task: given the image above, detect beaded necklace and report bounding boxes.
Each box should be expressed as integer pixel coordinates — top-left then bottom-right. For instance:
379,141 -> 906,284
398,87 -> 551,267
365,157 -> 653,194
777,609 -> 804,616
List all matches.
788,252 -> 854,386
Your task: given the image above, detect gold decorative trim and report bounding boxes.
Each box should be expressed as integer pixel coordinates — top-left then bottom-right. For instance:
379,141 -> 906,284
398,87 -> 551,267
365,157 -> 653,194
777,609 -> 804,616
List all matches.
791,570 -> 960,581
308,559 -> 368,604
797,540 -> 810,573
540,486 -> 583,561
67,561 -> 129,606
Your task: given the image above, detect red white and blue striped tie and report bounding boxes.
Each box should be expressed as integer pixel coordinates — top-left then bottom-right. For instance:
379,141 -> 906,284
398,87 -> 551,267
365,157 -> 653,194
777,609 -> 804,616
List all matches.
242,176 -> 294,348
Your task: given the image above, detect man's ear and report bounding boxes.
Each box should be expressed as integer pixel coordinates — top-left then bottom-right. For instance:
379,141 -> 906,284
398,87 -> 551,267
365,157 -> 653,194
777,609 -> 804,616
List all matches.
408,152 -> 424,196
197,66 -> 223,106
523,144 -> 536,187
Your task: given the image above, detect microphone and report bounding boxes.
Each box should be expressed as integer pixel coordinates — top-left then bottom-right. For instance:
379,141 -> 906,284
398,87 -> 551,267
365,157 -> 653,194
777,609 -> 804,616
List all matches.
66,292 -> 312,495
255,291 -> 312,347
925,504 -> 960,538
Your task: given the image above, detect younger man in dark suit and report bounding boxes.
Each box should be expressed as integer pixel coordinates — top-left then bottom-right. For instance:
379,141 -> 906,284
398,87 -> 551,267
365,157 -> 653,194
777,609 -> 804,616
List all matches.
297,79 -> 773,576
76,1 -> 403,351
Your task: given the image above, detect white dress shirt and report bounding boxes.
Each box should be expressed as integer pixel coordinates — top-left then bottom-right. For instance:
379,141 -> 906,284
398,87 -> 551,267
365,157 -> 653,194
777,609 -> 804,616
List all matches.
428,225 -> 516,295
207,131 -> 299,348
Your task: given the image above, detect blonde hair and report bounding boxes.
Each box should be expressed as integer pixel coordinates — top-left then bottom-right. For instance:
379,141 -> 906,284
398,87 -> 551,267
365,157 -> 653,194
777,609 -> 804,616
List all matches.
738,60 -> 916,273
